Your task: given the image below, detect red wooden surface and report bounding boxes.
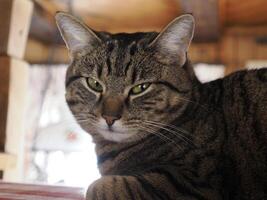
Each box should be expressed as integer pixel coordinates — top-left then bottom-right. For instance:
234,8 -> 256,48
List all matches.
0,182 -> 85,200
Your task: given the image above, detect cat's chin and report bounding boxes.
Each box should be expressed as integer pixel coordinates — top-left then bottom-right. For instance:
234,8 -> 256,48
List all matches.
96,118 -> 136,142
98,129 -> 134,142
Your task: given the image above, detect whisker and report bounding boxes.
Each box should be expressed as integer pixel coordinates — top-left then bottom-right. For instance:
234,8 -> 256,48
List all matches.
145,120 -> 191,136
178,96 -> 219,113
142,121 -> 195,147
136,124 -> 183,150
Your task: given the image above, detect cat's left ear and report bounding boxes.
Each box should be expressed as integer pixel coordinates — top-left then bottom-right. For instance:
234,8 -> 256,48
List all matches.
55,12 -> 101,57
149,14 -> 195,66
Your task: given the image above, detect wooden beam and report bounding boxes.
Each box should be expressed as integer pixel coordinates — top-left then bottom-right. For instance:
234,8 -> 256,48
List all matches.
29,0 -> 181,44
0,0 -> 33,58
29,0 -> 62,45
32,0 -> 60,26
29,11 -> 61,44
221,0 -> 267,26
189,43 -> 220,64
0,153 -> 17,171
0,0 -> 33,181
220,26 -> 267,74
33,0 -> 59,17
25,39 -> 69,64
179,0 -> 220,42
0,57 -> 29,181
0,61 -> 9,152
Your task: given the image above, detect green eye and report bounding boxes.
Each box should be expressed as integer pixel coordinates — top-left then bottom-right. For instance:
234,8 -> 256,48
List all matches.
131,83 -> 151,95
87,77 -> 103,92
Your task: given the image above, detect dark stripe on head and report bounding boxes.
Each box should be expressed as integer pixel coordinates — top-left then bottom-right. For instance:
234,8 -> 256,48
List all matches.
124,59 -> 132,76
131,68 -> 138,84
106,56 -> 112,75
97,65 -> 103,78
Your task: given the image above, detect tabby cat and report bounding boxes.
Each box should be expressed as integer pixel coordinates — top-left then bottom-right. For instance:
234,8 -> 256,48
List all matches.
55,12 -> 267,200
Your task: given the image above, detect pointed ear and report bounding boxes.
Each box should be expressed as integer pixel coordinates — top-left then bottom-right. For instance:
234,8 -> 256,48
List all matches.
149,14 -> 195,66
55,12 -> 101,56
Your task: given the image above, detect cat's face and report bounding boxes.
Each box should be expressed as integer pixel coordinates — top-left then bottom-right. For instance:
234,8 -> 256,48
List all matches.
55,12 -> 195,142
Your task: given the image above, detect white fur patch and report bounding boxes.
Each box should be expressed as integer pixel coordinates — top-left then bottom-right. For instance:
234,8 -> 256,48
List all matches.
97,118 -> 133,142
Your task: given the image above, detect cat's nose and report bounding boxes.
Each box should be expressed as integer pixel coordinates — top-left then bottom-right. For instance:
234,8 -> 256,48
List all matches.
102,115 -> 121,127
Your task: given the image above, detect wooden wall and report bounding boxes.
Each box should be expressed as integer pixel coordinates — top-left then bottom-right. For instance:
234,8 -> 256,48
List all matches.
220,0 -> 267,26
25,0 -> 267,74
0,0 -> 33,181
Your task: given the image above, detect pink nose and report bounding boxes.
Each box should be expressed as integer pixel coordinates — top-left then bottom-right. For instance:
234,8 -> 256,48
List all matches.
102,115 -> 120,127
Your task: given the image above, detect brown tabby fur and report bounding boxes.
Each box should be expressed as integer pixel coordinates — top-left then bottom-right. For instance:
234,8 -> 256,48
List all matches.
55,12 -> 267,200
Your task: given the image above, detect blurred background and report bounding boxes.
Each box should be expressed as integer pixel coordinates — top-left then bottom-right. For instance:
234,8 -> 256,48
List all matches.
0,0 -> 266,190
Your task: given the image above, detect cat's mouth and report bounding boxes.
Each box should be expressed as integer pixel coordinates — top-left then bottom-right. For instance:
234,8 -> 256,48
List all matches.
98,126 -> 124,134
96,119 -> 134,142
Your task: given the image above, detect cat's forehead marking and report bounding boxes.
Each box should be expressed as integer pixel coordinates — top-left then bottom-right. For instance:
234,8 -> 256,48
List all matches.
75,32 -> 160,87
102,36 -> 143,79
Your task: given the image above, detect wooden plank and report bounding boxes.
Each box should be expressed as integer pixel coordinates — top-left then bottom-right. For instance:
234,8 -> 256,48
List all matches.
0,0 -> 32,181
0,60 -> 10,152
220,34 -> 238,68
29,10 -> 61,45
29,0 -> 181,44
223,0 -> 267,26
0,0 -> 13,57
25,39 -> 68,64
221,26 -> 267,74
0,182 -> 84,200
0,57 -> 29,182
224,26 -> 267,36
34,0 -> 59,17
179,0 -> 220,42
0,153 -> 17,171
0,0 -> 33,58
189,43 -> 220,64
256,44 -> 267,60
73,0 -> 180,33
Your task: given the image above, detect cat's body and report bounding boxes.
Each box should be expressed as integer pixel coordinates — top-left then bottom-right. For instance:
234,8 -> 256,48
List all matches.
93,68 -> 267,200
55,12 -> 267,199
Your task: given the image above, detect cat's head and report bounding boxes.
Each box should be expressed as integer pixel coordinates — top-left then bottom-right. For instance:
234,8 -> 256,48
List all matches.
55,12 -> 196,142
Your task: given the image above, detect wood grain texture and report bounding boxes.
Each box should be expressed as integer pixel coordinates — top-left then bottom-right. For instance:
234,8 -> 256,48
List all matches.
221,0 -> 267,26
3,57 -> 29,182
179,0 -> 220,42
0,153 -> 17,171
0,0 -> 33,58
0,58 -> 10,152
0,181 -> 85,200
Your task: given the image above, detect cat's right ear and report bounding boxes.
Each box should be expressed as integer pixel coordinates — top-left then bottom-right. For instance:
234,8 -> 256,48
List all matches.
55,12 -> 101,57
148,14 -> 195,66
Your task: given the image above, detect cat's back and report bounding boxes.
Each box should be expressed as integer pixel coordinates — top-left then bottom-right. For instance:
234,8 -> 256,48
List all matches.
219,68 -> 267,139
222,68 -> 267,104
215,68 -> 267,198
200,68 -> 267,117
220,68 -> 267,135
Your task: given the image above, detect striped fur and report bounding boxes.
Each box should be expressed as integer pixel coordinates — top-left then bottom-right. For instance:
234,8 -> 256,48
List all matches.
56,13 -> 267,200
